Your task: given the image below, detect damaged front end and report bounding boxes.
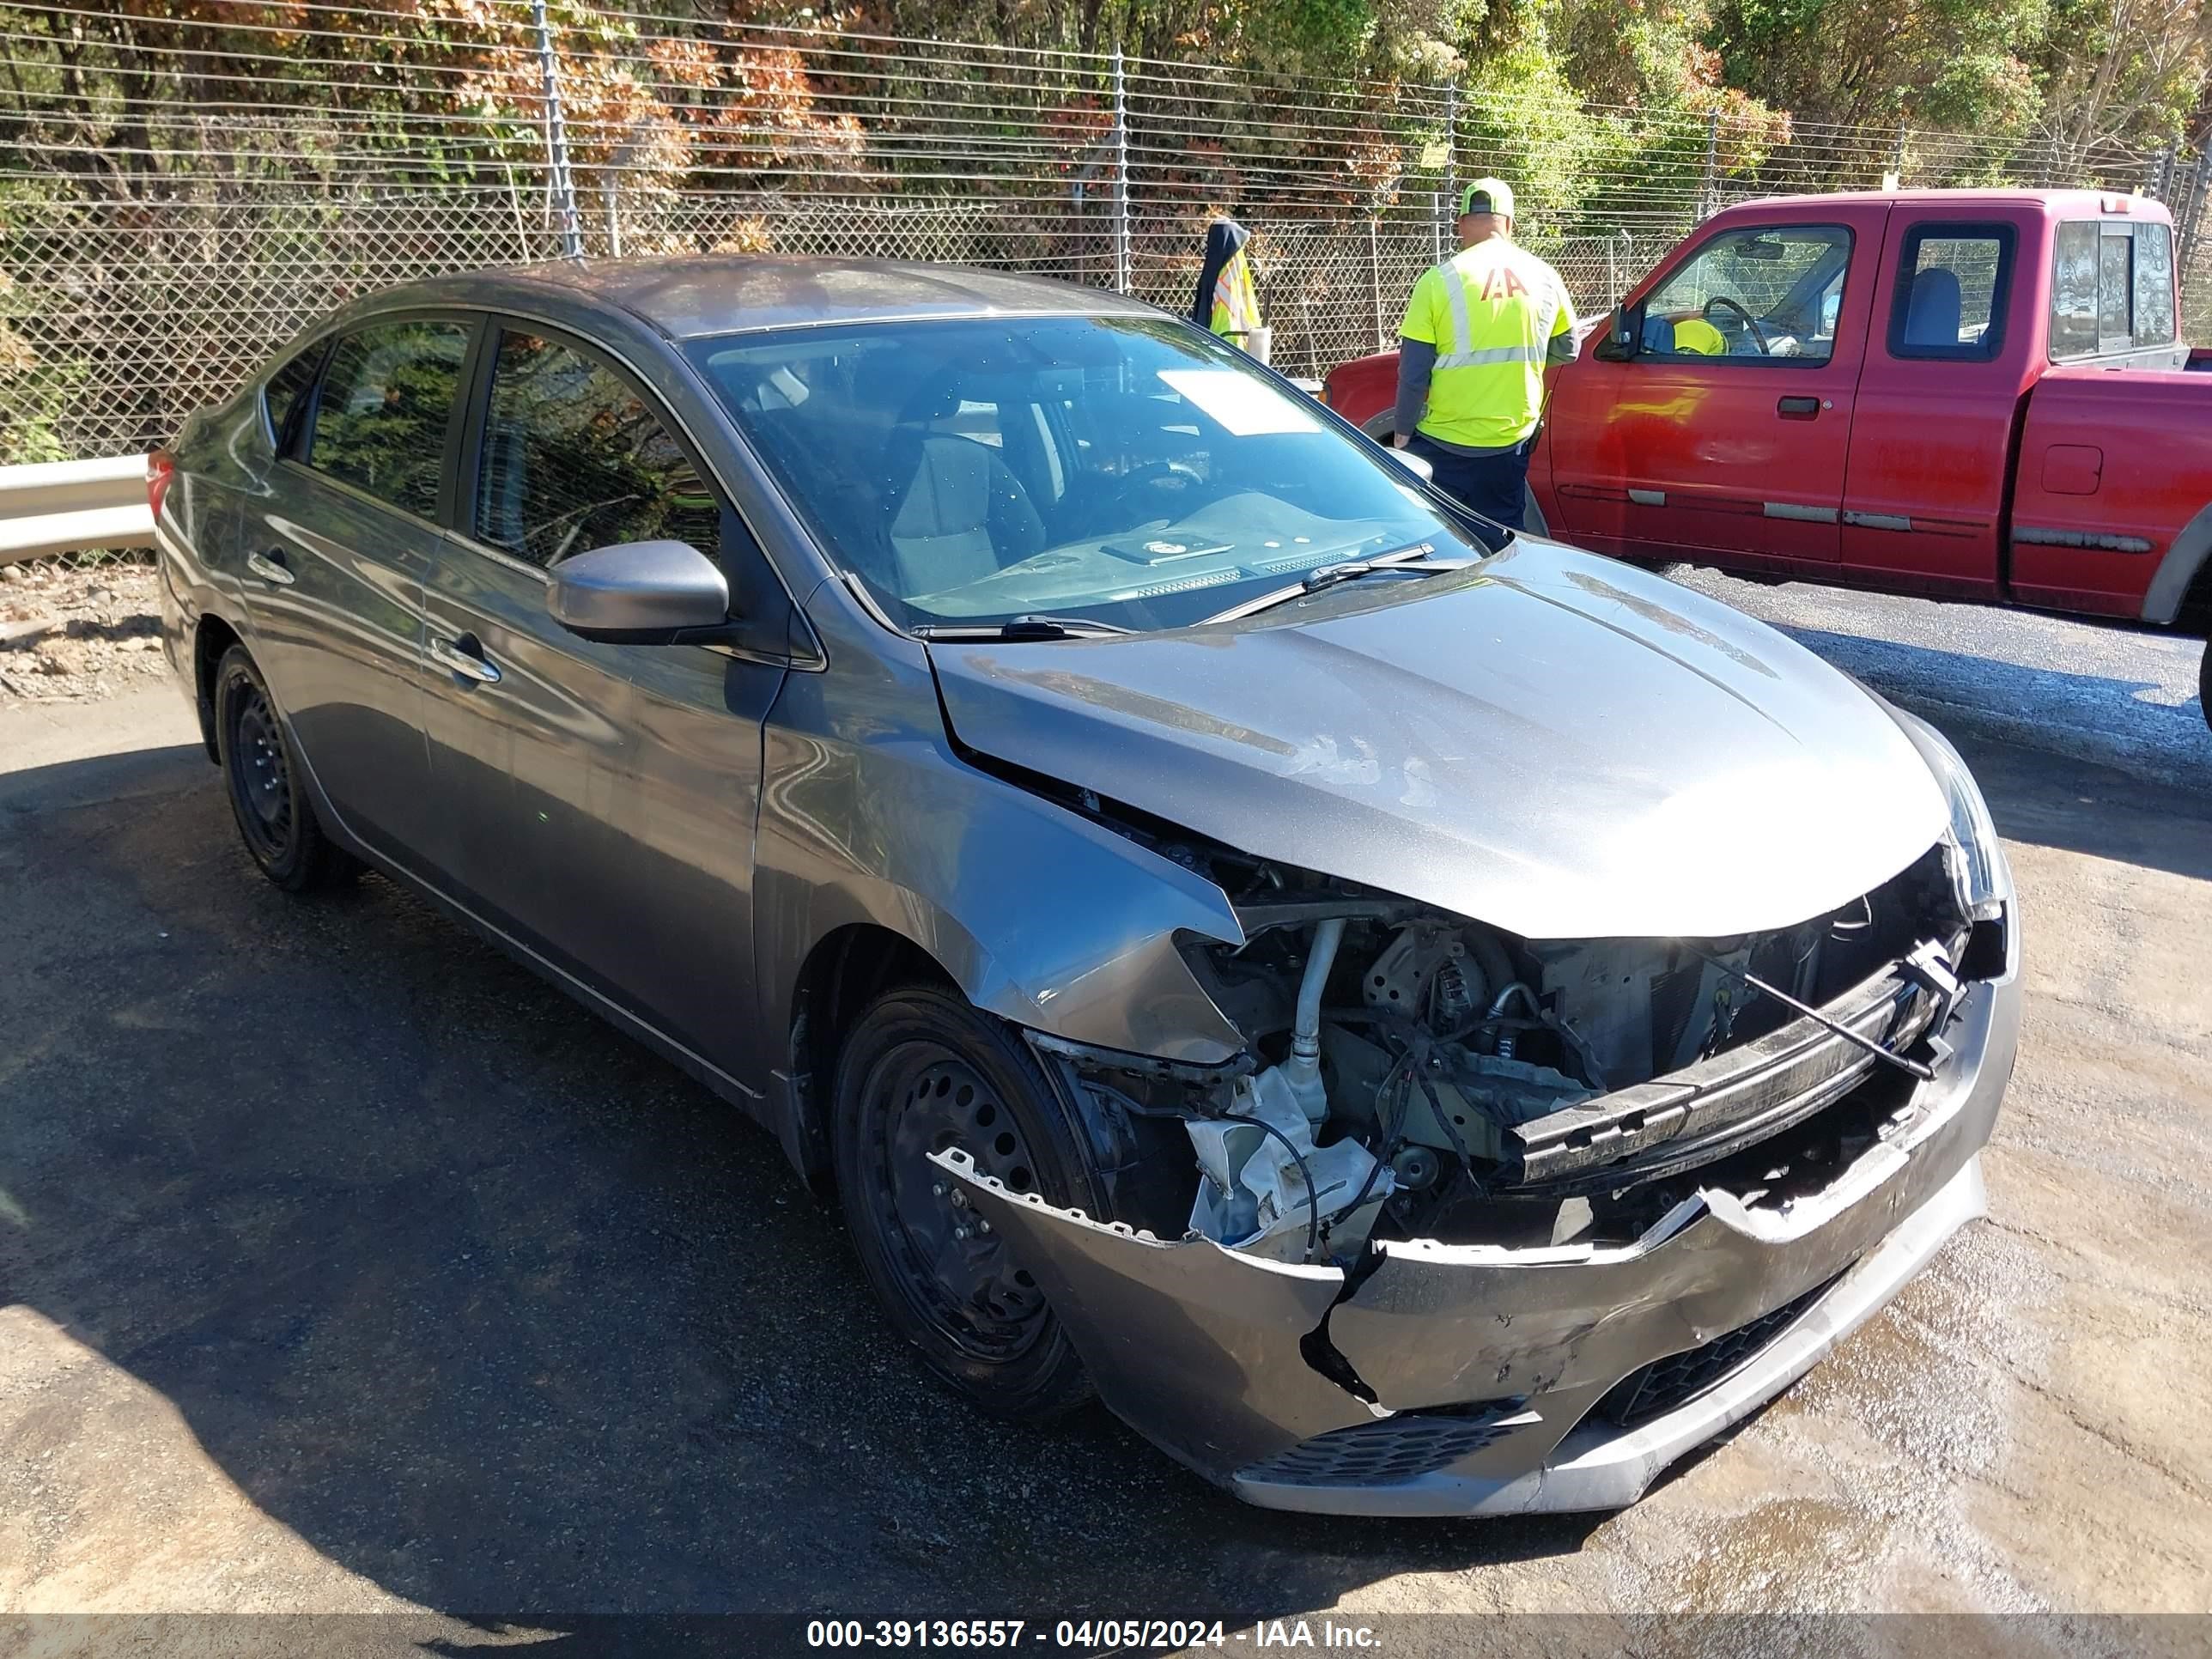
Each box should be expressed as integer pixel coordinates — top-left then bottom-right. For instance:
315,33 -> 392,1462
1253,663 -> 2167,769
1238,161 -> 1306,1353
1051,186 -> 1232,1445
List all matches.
933,815 -> 2021,1516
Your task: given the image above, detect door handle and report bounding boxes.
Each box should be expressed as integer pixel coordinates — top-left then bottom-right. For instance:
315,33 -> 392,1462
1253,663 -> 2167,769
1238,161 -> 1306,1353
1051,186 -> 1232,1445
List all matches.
245,548 -> 295,586
1777,396 -> 1822,420
430,632 -> 501,685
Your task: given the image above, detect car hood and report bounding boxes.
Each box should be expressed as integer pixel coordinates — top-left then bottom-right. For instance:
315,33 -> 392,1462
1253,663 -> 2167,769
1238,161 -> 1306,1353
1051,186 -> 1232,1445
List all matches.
925,540 -> 1950,940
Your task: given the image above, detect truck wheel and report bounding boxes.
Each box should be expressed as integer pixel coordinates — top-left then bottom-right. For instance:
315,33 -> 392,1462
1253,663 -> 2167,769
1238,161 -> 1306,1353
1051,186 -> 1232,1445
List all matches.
2199,639 -> 2209,732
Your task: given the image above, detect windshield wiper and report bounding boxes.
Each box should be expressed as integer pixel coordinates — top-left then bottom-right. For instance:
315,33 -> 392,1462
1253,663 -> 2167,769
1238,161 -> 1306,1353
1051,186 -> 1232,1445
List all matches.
1200,544 -> 1464,625
911,614 -> 1133,642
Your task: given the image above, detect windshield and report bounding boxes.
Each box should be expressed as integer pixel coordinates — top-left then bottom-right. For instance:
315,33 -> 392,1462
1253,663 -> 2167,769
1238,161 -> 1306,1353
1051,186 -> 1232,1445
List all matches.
686,315 -> 1489,634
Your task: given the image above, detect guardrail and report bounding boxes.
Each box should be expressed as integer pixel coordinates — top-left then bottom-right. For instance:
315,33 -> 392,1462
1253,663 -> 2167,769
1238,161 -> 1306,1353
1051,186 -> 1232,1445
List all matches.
0,455 -> 155,567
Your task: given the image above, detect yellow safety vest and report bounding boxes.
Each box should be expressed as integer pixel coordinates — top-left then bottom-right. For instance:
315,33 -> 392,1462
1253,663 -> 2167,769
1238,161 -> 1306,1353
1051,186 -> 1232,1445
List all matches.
1210,248 -> 1261,337
1670,316 -> 1726,356
1401,242 -> 1576,447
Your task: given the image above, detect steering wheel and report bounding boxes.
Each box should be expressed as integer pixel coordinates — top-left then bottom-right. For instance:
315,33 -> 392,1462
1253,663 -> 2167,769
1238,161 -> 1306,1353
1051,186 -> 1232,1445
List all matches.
1703,295 -> 1771,355
1103,459 -> 1208,514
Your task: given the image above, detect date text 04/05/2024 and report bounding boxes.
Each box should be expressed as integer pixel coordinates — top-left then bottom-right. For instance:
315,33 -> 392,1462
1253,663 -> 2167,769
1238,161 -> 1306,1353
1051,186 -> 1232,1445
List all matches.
804,1620 -> 1384,1650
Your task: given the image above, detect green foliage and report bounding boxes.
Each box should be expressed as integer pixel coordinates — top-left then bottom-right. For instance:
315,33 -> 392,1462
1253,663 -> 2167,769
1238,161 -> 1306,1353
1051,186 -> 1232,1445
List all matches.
1707,0 -> 2051,135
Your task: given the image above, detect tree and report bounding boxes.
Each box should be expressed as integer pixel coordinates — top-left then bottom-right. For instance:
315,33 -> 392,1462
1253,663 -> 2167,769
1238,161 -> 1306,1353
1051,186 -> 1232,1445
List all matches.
2034,0 -> 2211,165
1704,0 -> 2046,136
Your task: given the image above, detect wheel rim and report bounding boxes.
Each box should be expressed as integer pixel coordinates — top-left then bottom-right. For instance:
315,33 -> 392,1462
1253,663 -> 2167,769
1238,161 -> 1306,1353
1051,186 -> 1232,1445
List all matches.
228,680 -> 294,859
859,1040 -> 1051,1362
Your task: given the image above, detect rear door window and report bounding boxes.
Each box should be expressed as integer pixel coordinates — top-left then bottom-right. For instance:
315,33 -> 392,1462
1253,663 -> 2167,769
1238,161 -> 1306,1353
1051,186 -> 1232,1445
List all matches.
305,319 -> 471,518
1888,223 -> 2013,360
263,345 -> 324,450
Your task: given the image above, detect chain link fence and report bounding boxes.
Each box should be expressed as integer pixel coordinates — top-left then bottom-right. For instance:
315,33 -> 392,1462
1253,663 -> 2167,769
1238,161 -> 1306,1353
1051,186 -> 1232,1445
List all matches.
0,0 -> 2203,493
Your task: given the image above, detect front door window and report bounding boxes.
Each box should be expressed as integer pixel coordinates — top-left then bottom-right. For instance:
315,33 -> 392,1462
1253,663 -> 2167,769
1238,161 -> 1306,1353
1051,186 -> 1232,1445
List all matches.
475,330 -> 723,568
1638,226 -> 1851,362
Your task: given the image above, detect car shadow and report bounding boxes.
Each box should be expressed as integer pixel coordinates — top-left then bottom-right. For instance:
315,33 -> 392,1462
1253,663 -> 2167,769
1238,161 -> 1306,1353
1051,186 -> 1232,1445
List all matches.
0,748 -> 1600,1626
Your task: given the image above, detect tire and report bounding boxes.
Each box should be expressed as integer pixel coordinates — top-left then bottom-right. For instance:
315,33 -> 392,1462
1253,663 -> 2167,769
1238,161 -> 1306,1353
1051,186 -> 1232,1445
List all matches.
2200,638 -> 2210,732
212,645 -> 359,893
832,985 -> 1108,1421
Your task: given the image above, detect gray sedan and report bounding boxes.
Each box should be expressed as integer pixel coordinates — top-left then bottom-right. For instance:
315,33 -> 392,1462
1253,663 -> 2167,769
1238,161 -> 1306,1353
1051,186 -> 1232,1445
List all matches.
154,258 -> 2021,1516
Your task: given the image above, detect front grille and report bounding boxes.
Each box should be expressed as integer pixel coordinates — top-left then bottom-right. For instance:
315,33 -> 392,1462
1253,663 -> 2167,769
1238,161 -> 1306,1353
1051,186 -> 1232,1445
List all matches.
1594,1271 -> 1845,1430
1237,1407 -> 1516,1489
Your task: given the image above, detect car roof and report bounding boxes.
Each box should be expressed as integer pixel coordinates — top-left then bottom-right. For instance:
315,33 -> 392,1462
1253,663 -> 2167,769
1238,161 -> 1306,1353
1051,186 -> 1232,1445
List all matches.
1715,186 -> 2172,222
370,255 -> 1163,341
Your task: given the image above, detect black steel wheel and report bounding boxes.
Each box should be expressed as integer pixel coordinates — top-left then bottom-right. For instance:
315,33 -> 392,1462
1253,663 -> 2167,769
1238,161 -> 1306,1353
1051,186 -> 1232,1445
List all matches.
213,645 -> 357,892
833,985 -> 1106,1420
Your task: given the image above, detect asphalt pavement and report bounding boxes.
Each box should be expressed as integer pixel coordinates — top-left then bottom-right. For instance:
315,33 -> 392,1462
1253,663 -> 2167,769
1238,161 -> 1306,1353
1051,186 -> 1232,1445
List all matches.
1,577 -> 2208,1648
1668,566 -> 2211,790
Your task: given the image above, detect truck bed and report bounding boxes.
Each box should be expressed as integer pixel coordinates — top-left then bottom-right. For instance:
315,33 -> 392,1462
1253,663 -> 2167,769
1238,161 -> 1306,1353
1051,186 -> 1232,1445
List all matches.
2007,367 -> 2212,621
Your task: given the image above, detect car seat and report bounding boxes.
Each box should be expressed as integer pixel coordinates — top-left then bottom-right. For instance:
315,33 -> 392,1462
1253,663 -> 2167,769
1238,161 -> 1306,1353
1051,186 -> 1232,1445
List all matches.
1903,266 -> 1964,349
880,389 -> 1047,597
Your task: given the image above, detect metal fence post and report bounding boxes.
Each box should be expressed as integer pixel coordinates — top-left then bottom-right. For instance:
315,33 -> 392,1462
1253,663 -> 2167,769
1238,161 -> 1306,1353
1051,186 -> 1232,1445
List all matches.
1111,48 -> 1132,295
532,0 -> 583,258
1368,216 -> 1384,350
1889,123 -> 1907,187
1443,81 -> 1458,228
1699,108 -> 1720,221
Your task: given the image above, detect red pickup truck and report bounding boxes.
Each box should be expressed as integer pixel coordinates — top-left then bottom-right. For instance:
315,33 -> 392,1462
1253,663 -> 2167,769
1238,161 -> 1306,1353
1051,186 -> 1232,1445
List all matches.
1324,189 -> 2212,724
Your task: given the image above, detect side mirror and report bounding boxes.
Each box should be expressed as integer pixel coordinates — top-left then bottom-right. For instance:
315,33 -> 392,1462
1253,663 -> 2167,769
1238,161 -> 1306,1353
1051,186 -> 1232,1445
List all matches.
546,539 -> 732,646
1595,303 -> 1640,362
1387,445 -> 1435,483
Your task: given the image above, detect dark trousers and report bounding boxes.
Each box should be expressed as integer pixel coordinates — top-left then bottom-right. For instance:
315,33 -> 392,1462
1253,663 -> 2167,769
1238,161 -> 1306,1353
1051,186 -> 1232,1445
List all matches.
1407,432 -> 1530,540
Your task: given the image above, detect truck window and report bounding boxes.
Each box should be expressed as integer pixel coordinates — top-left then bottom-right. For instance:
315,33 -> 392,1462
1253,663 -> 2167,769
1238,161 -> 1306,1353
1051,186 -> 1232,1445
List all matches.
2050,222 -> 2100,357
2099,234 -> 2132,342
1888,223 -> 2013,361
1637,225 -> 1850,363
2135,223 -> 2177,347
2051,219 -> 2175,359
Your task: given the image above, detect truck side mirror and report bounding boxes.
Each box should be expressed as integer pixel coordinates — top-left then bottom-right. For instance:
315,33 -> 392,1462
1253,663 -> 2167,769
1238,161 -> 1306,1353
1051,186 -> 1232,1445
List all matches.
1595,303 -> 1639,362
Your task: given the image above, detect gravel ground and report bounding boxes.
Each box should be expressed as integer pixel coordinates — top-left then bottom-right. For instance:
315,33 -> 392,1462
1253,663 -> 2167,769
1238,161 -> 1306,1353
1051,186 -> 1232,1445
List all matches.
0,560 -> 167,702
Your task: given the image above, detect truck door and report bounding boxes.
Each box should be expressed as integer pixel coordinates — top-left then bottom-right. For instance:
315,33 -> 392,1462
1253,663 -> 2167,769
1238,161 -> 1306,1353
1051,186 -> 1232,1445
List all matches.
1839,214 -> 2037,598
1549,210 -> 1881,568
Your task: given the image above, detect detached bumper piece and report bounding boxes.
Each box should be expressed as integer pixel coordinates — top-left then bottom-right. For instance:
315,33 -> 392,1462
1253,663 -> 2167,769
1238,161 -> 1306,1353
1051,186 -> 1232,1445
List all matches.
934,968 -> 2021,1519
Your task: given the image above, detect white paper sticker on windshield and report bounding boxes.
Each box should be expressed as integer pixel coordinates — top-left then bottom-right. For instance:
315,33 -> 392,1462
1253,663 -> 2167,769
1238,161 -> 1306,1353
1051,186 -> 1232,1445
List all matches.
1156,369 -> 1325,437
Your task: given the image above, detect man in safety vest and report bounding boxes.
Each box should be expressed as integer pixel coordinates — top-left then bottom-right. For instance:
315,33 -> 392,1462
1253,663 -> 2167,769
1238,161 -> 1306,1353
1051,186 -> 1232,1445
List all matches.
1392,179 -> 1577,532
1194,218 -> 1262,344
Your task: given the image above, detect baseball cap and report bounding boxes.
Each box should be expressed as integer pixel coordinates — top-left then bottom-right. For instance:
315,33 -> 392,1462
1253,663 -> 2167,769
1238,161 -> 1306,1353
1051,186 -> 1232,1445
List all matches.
1459,177 -> 1516,219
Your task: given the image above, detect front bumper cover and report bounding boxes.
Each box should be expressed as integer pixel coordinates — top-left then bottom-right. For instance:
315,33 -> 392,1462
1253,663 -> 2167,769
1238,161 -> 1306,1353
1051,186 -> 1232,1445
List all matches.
933,960 -> 2021,1518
